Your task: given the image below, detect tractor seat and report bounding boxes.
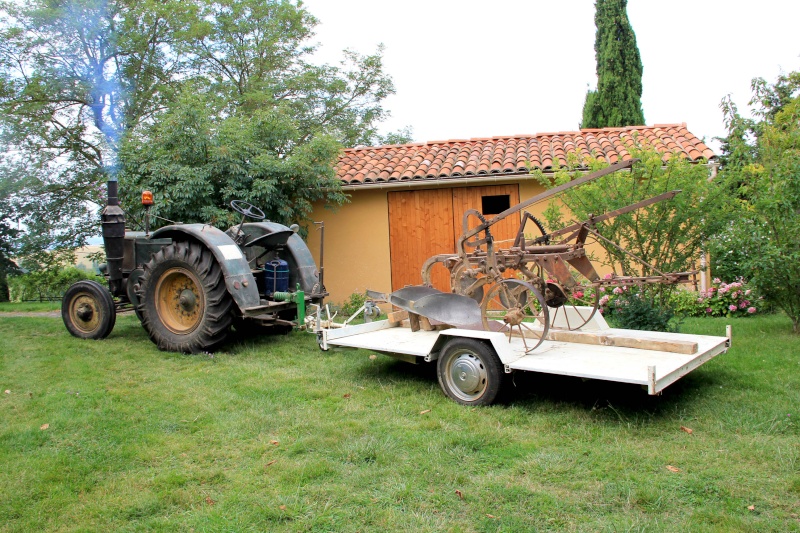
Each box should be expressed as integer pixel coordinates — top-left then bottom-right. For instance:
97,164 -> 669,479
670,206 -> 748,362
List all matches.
244,230 -> 293,250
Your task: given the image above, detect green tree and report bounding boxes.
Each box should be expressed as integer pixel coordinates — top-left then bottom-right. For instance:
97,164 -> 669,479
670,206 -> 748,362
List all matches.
581,0 -> 645,129
378,126 -> 415,146
0,0 -> 193,254
118,0 -> 397,229
535,146 -> 726,307
715,72 -> 800,332
118,90 -> 347,230
0,0 -> 397,251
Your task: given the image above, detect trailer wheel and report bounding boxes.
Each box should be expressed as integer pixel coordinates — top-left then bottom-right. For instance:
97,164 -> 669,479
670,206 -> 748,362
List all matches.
138,241 -> 233,353
437,338 -> 505,406
62,280 -> 116,339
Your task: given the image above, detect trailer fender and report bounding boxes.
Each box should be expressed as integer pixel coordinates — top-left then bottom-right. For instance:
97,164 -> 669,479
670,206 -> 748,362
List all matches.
430,329 -> 518,370
152,224 -> 261,311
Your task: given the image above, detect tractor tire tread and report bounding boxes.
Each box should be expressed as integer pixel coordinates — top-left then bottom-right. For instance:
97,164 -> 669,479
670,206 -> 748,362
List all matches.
137,241 -> 233,353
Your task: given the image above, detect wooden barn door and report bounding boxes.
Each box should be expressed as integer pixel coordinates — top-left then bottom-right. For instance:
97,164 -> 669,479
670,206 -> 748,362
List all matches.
388,189 -> 455,291
388,184 -> 521,292
451,185 -> 521,252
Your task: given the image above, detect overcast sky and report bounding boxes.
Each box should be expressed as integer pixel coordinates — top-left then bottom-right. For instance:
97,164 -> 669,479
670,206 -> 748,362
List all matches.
301,0 -> 800,152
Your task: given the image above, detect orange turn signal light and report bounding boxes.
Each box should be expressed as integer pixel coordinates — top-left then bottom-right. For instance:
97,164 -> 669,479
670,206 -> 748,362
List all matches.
141,190 -> 154,206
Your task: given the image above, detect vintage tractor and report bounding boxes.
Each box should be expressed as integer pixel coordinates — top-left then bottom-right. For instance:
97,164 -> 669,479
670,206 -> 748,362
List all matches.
61,179 -> 326,352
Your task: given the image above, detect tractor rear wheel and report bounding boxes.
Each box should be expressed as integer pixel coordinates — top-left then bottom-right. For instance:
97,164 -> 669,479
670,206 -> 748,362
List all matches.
62,280 -> 116,339
138,241 -> 233,353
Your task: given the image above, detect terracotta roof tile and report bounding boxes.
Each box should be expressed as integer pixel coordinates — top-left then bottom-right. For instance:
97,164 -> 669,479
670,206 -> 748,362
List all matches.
337,124 -> 716,185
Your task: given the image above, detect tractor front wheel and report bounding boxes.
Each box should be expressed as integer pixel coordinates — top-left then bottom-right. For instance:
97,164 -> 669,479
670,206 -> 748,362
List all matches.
138,241 -> 233,353
62,280 -> 117,340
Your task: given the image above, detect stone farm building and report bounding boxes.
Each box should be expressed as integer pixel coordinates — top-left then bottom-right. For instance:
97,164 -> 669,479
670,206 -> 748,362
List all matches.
305,124 -> 716,305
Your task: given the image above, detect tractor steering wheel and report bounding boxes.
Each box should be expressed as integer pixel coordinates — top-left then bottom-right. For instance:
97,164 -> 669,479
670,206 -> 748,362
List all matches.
230,200 -> 266,221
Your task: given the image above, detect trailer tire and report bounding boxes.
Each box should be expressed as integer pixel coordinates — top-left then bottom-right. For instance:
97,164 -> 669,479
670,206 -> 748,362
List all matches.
137,241 -> 233,353
437,338 -> 505,406
62,280 -> 117,340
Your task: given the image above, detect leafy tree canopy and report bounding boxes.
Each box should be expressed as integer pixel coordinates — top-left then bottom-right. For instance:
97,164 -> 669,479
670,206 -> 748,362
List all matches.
714,72 -> 800,332
535,146 -> 725,306
581,0 -> 645,129
0,0 -> 404,256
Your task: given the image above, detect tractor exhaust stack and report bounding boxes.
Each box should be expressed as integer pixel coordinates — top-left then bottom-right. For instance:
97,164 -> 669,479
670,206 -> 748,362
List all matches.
101,178 -> 126,296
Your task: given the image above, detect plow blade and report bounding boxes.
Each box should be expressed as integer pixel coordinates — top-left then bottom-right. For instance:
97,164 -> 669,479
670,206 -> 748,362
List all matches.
383,286 -> 483,328
411,293 -> 483,328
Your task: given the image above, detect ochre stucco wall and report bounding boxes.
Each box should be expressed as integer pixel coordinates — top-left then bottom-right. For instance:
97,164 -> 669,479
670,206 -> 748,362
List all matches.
306,188 -> 392,305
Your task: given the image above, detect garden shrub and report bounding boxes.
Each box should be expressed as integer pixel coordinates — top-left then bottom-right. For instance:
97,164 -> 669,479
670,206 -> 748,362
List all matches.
599,286 -> 680,332
598,278 -> 762,328
337,291 -> 368,317
695,278 -> 761,318
668,287 -> 707,317
8,267 -> 104,302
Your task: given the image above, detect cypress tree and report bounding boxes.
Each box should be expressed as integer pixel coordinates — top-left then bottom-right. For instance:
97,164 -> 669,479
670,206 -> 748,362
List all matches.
581,0 -> 645,128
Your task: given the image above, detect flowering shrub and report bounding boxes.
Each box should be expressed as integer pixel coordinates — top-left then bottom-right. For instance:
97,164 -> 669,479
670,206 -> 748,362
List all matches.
696,278 -> 760,318
597,276 -> 761,322
597,273 -> 632,316
598,284 -> 679,332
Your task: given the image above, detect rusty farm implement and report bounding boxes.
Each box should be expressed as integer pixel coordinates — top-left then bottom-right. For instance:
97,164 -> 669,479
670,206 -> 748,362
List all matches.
415,159 -> 697,352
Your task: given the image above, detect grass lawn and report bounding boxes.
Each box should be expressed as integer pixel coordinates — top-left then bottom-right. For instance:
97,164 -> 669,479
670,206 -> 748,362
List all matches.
0,310 -> 798,532
0,301 -> 60,313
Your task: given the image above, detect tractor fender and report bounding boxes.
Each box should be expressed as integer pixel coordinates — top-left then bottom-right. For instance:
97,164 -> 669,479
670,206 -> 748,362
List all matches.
152,224 -> 261,311
236,222 -> 320,293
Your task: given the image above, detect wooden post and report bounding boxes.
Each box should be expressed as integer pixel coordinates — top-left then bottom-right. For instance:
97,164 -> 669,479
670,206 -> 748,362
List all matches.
409,312 -> 421,332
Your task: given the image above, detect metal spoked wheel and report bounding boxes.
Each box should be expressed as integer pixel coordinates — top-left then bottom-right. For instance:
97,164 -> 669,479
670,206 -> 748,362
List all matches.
437,337 -> 505,406
545,275 -> 600,331
481,278 -> 550,353
449,260 -> 485,303
61,280 -> 116,339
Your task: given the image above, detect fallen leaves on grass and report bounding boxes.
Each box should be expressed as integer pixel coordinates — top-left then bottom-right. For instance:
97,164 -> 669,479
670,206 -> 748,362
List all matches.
747,505 -> 755,511
420,409 -> 431,415
269,440 -> 279,446
455,490 -> 463,500
205,496 -> 215,506
343,393 -> 351,398
666,465 -> 681,473
680,426 -> 694,435
40,423 -> 49,431
487,514 -> 498,519
279,505 -> 287,511
265,460 -> 277,467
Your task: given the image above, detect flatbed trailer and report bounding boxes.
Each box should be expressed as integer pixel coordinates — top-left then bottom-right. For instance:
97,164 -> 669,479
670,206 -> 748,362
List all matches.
317,316 -> 731,406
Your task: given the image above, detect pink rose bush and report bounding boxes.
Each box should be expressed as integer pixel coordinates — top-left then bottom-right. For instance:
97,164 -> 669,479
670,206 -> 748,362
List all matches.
600,277 -> 761,319
694,278 -> 760,318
